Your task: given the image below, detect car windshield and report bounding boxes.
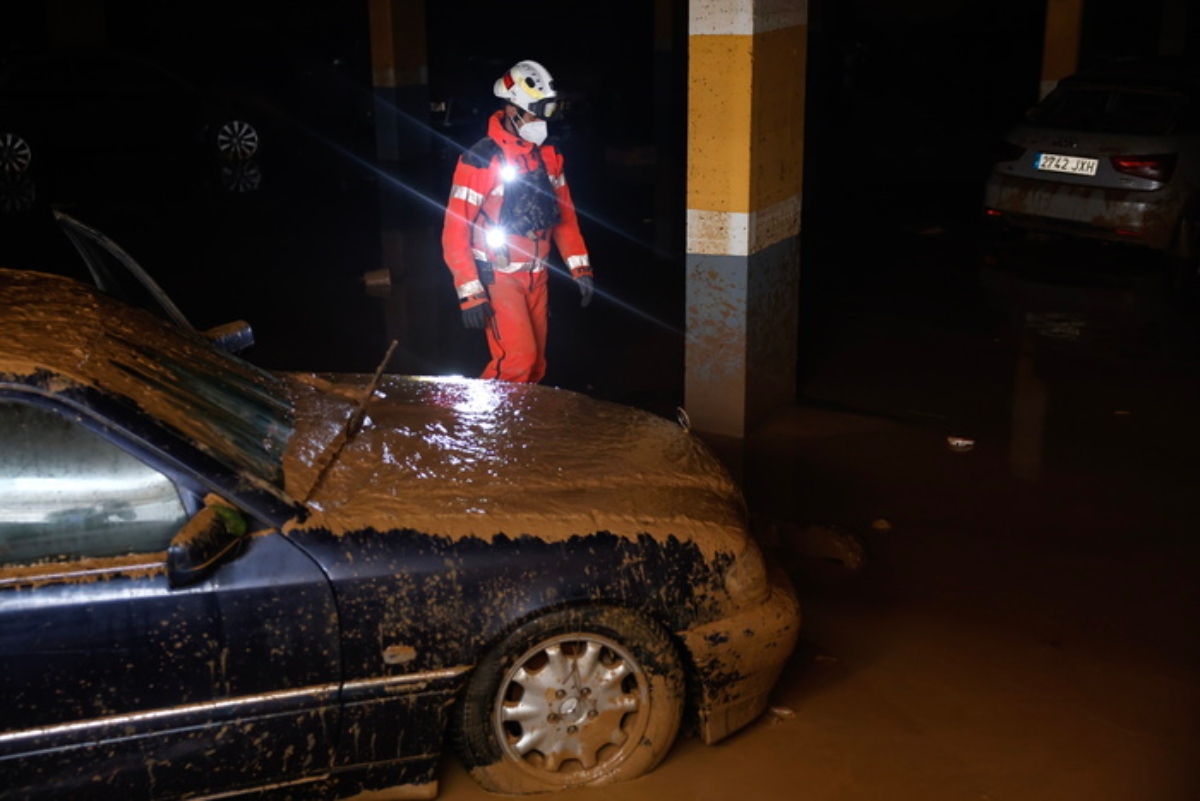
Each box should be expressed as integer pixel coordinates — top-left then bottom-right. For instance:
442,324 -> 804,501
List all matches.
102,325 -> 294,490
1031,85 -> 1192,135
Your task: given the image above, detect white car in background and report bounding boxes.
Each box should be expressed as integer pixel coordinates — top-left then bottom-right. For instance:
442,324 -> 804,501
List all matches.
983,65 -> 1200,280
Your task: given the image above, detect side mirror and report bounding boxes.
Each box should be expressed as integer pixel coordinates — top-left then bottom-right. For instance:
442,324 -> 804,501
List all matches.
204,321 -> 255,354
167,503 -> 248,588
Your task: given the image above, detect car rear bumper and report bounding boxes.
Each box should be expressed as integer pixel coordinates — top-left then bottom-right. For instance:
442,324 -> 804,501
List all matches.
678,569 -> 801,744
984,173 -> 1181,250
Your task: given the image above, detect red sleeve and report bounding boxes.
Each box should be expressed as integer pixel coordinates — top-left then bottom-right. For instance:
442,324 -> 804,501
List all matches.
545,148 -> 592,278
442,157 -> 490,308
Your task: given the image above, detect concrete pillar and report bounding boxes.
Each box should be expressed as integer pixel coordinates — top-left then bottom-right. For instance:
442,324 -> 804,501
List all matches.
367,0 -> 436,374
686,0 -> 806,438
1041,0 -> 1084,98
367,0 -> 429,163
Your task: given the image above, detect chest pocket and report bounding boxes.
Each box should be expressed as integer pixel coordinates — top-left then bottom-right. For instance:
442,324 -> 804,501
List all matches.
500,158 -> 562,238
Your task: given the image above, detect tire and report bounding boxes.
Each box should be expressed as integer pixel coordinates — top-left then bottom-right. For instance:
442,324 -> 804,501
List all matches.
454,606 -> 685,794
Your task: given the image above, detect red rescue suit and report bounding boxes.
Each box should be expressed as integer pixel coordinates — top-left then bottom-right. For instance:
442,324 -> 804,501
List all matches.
442,111 -> 592,383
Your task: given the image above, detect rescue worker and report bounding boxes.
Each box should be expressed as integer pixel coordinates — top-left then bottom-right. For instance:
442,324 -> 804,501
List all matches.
441,59 -> 594,383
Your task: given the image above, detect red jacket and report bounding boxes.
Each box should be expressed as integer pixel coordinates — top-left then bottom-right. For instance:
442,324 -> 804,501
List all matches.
442,111 -> 591,309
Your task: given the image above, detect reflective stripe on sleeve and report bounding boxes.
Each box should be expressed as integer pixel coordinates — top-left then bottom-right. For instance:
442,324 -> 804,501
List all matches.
457,279 -> 485,299
566,254 -> 590,269
451,185 -> 484,207
550,174 -> 566,189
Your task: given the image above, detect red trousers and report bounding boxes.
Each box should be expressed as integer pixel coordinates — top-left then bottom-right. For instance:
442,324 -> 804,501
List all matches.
482,269 -> 549,383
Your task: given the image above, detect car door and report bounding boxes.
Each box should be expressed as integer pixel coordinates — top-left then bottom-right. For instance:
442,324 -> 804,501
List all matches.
0,398 -> 341,799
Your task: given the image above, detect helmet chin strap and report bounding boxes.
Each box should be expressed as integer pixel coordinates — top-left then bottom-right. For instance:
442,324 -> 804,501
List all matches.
503,105 -> 523,135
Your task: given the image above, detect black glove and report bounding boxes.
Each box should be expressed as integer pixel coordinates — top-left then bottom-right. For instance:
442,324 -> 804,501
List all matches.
576,275 -> 594,308
462,302 -> 494,330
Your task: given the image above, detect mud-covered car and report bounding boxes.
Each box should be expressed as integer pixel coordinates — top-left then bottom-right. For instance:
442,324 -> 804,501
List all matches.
0,268 -> 799,799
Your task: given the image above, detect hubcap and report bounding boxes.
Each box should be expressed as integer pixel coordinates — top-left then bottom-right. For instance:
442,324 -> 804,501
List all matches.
0,133 -> 32,174
216,120 -> 259,161
495,634 -> 649,777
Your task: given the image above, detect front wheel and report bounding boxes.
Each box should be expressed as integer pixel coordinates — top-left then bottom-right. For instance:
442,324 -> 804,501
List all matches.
454,607 -> 685,794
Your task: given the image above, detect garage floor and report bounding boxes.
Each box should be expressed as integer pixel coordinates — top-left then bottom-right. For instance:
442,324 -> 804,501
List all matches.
430,204 -> 1200,800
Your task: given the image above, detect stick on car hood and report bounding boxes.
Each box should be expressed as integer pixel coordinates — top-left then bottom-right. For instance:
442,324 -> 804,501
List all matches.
281,375 -> 748,554
300,341 -> 397,504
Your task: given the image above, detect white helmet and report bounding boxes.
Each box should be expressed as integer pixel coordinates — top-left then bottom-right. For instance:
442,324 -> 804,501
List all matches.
493,60 -> 560,119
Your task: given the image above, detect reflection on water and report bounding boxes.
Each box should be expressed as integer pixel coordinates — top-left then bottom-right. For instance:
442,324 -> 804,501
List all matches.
0,158 -> 265,216
979,235 -> 1194,356
0,172 -> 35,214
217,160 -> 264,194
979,234 -> 1200,481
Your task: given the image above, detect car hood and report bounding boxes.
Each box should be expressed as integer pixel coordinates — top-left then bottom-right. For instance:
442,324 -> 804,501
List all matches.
280,374 -> 748,555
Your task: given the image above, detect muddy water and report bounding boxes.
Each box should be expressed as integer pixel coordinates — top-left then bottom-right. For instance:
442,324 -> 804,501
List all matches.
423,217 -> 1200,798
433,400 -> 1200,800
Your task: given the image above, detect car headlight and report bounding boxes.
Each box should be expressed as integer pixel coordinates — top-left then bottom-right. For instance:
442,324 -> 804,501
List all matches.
723,536 -> 770,608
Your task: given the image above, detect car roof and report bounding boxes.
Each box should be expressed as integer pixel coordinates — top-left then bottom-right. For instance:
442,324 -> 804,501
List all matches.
0,268 -> 123,379
1,269 -> 295,499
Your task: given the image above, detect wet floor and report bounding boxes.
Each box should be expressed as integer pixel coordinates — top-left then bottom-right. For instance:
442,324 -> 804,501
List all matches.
4,147 -> 1200,799
426,193 -> 1200,799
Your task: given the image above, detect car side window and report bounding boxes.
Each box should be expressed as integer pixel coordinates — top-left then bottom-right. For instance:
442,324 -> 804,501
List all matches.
0,400 -> 188,566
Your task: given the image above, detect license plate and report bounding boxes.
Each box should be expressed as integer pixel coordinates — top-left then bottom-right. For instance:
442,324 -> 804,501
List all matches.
1035,153 -> 1099,176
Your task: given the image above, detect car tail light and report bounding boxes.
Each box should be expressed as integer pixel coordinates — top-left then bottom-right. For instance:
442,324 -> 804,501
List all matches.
1110,154 -> 1176,182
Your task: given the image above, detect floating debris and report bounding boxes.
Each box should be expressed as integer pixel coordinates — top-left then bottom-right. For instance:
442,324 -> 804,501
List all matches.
870,519 -> 892,532
947,436 -> 975,452
1025,311 -> 1087,341
770,705 -> 797,723
362,268 -> 391,289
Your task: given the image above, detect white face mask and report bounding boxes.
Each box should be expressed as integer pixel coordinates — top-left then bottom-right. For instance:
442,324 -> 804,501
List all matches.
516,118 -> 548,146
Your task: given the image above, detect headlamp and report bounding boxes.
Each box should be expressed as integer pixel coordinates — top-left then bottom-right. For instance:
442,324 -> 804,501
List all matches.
485,227 -> 507,249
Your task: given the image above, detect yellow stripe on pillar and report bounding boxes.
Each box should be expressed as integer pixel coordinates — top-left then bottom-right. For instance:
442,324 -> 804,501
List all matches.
688,34 -> 755,216
1041,0 -> 1084,98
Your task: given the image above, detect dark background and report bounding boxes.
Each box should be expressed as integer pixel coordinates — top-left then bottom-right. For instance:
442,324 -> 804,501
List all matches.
5,9 -> 1200,796
2,0 -> 1198,399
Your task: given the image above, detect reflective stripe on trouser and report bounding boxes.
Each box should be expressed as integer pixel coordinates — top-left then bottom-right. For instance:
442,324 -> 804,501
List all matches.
482,269 -> 549,383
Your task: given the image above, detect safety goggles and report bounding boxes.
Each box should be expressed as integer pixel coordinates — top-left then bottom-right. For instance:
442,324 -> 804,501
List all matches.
527,96 -> 560,120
